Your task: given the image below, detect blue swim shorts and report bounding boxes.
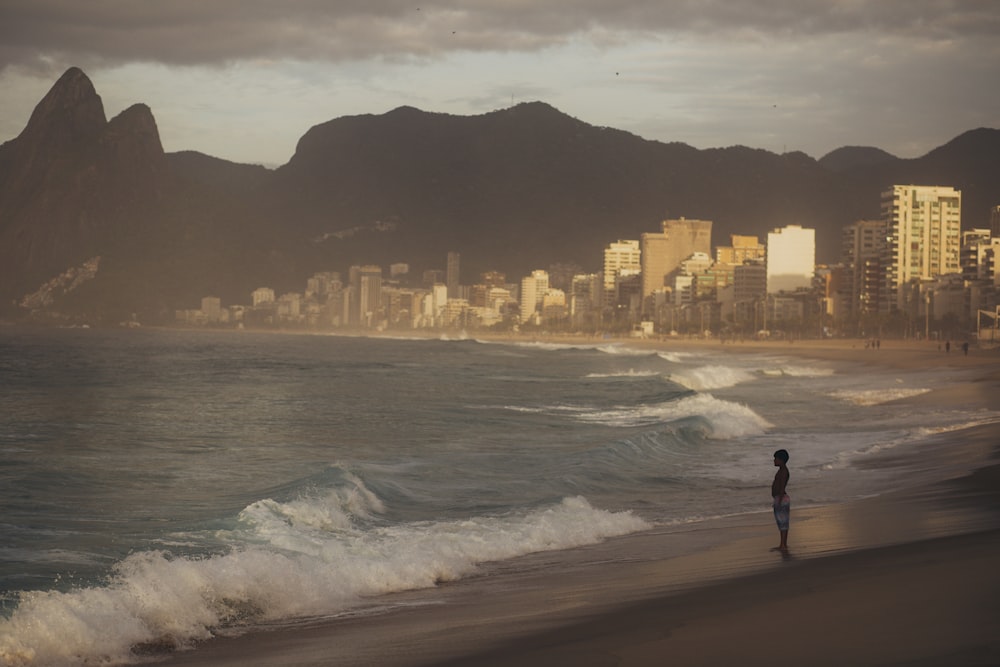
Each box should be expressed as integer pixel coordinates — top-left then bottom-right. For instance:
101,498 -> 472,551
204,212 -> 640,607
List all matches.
773,494 -> 790,531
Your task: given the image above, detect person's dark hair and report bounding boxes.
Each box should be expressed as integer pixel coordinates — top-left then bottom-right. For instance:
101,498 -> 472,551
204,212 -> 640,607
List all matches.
773,449 -> 789,463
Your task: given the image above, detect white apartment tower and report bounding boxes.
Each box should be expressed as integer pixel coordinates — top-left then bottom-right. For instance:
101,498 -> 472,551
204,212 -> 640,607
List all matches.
602,240 -> 641,306
766,225 -> 816,294
519,270 -> 550,324
881,185 -> 962,311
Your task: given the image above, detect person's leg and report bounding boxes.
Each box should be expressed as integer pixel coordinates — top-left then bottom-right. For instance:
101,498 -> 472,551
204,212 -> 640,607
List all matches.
774,496 -> 790,550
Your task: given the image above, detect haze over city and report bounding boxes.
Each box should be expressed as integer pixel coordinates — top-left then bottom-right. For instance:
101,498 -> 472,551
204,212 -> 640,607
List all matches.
2,0 -> 999,165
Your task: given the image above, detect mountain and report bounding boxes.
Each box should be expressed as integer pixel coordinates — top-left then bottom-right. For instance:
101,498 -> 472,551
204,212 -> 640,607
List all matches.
2,68 -> 999,325
818,146 -> 898,172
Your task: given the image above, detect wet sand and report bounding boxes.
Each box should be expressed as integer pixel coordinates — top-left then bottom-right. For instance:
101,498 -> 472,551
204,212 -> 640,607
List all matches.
162,337 -> 1000,667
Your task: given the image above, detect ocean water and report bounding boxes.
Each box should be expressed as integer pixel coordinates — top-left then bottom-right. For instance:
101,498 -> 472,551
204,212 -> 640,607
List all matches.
0,328 -> 995,665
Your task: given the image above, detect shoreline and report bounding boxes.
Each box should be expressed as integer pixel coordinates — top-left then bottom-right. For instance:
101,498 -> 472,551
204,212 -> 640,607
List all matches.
160,340 -> 1000,667
162,449 -> 1000,666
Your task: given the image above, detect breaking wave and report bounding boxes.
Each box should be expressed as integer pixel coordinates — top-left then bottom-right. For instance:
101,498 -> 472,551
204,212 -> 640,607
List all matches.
0,482 -> 648,666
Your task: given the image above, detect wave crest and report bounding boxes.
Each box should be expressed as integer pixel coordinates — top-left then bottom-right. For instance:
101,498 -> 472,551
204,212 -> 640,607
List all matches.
669,365 -> 755,390
576,393 -> 771,439
0,496 -> 647,666
829,388 -> 931,406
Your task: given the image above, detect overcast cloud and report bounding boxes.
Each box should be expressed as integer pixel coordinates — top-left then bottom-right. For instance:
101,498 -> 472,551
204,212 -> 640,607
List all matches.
1,0 -> 998,164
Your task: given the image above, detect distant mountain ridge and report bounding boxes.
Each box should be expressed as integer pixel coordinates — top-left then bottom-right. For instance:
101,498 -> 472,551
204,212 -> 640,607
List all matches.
817,146 -> 898,172
1,68 -> 998,324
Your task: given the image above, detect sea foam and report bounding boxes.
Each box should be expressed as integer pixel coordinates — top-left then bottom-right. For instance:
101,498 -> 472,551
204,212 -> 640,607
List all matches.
0,492 -> 648,666
584,369 -> 661,379
829,387 -> 931,406
575,393 -> 771,439
669,365 -> 755,391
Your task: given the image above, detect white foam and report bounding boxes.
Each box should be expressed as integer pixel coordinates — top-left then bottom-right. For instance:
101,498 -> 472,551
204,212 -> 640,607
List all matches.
499,341 -> 594,351
820,417 -> 1000,470
585,369 -> 661,378
0,497 -> 648,666
758,365 -> 834,377
575,393 -> 771,439
669,365 -> 755,391
596,345 -> 654,356
829,387 -> 931,406
775,365 -> 834,377
913,417 -> 1000,437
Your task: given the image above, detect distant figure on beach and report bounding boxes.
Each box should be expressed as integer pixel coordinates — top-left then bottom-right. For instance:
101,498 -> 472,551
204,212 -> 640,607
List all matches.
771,449 -> 790,552
946,340 -> 951,353
962,341 -> 969,356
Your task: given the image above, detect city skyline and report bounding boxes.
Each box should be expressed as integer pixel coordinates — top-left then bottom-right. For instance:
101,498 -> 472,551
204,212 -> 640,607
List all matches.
181,184 -> 1000,340
2,2 -> 998,166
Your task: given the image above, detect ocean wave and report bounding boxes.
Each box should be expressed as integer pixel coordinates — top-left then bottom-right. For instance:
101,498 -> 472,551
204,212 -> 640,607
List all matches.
656,351 -> 699,364
500,404 -> 590,415
758,365 -> 834,377
0,495 -> 648,666
596,345 -> 657,357
820,416 -> 1000,470
499,340 -> 600,352
669,365 -> 755,391
574,393 -> 771,439
238,472 -> 386,535
913,417 -> 1000,437
829,387 -> 931,406
584,369 -> 661,378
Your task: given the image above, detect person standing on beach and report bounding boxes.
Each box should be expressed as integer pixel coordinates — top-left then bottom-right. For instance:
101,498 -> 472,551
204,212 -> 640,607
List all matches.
771,449 -> 790,551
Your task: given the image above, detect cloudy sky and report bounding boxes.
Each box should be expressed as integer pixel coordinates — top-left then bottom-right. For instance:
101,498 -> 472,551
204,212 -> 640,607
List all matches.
2,1 -> 998,166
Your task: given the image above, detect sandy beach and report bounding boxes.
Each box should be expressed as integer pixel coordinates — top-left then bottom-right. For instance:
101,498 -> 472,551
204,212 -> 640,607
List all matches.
161,337 -> 1000,667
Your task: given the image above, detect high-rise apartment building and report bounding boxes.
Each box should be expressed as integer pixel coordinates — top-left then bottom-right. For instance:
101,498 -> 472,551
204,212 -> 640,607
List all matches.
446,252 -> 461,299
960,229 -> 993,281
640,218 -> 713,302
350,265 -> 383,326
842,219 -> 886,317
734,262 -> 766,302
481,271 -> 506,288
881,185 -> 962,311
520,270 -> 549,324
716,235 -> 765,265
570,273 -> 602,321
990,205 -> 1000,239
251,287 -> 275,307
766,225 -> 815,294
959,229 -> 1000,318
201,297 -> 222,322
602,240 -> 641,306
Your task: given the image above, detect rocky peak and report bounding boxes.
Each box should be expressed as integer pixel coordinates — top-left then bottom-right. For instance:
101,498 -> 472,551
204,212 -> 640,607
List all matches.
18,67 -> 107,156
100,103 -> 167,174
0,68 -> 109,195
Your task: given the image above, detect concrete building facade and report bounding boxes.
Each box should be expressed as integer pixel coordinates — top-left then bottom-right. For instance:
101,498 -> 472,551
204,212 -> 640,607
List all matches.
881,185 -> 962,311
640,218 -> 713,303
766,225 -> 816,294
